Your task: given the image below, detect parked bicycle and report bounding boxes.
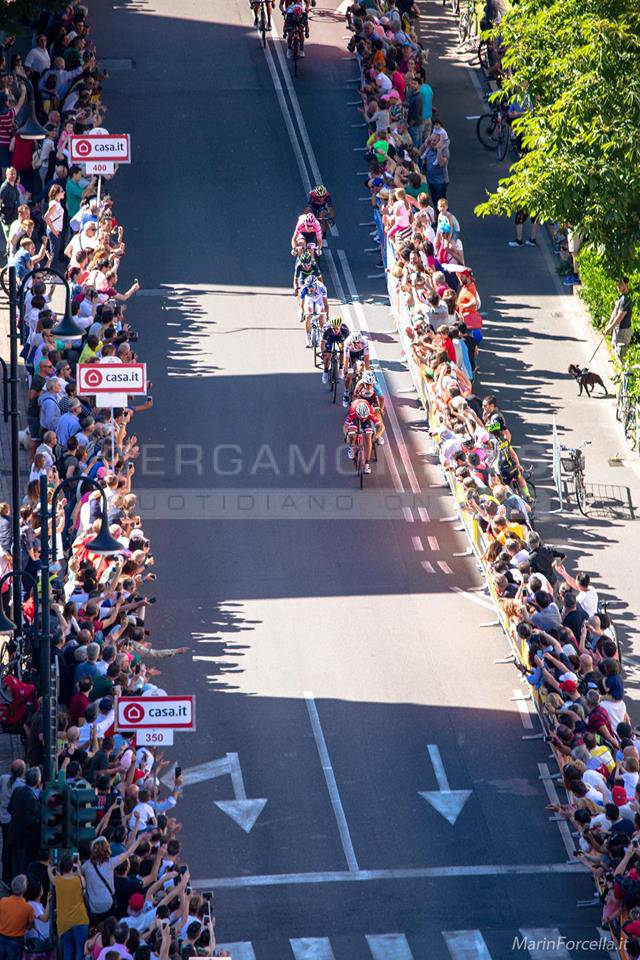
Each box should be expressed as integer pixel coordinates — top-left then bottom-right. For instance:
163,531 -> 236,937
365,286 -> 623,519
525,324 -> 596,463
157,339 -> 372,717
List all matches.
560,441 -> 590,515
615,363 -> 640,450
476,101 -> 510,160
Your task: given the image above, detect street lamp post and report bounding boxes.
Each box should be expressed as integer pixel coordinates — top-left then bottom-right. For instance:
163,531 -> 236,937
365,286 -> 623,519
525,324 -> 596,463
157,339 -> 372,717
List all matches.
8,269 -> 22,646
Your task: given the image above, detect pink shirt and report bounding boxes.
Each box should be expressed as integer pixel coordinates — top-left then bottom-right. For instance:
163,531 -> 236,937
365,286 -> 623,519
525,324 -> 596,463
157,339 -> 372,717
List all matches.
392,199 -> 411,229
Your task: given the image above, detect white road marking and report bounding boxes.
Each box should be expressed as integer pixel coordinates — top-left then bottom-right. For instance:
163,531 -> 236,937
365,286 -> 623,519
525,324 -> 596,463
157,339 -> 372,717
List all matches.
366,933 -> 415,960
518,929 -> 571,959
412,536 -> 423,552
442,930 -> 492,960
537,763 -> 576,860
403,506 -> 414,522
304,692 -> 359,872
290,938 -> 336,960
421,561 -> 436,573
427,535 -> 439,550
190,861 -> 584,890
335,0 -> 351,13
216,945 -> 256,960
437,561 -> 453,575
512,689 -> 534,729
450,587 -> 495,612
260,34 -> 311,192
419,744 -> 472,825
418,507 -> 429,522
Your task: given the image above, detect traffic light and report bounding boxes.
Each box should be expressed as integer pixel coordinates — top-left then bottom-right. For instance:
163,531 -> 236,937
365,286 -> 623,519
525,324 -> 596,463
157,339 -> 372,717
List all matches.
40,783 -> 65,848
65,780 -> 98,848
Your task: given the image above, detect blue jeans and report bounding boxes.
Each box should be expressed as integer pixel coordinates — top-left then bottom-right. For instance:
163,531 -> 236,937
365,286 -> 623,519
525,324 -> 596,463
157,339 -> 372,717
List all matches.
0,935 -> 23,960
61,924 -> 88,960
409,125 -> 423,148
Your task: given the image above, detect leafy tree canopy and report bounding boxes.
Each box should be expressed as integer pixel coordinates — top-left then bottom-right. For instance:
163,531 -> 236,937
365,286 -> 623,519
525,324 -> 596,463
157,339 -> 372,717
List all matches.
475,0 -> 640,270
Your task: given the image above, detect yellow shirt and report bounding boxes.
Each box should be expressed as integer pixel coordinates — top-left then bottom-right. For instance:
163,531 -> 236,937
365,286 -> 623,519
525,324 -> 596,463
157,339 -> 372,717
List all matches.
54,876 -> 89,936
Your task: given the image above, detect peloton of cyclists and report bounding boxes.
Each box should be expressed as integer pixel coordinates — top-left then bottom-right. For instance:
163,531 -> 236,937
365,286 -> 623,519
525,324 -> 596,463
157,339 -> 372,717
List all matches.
293,248 -> 322,318
343,399 -> 385,474
320,315 -> 350,383
353,369 -> 386,426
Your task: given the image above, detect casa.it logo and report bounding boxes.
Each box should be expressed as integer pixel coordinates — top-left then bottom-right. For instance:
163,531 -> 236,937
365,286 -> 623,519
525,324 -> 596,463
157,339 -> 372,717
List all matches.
121,702 -> 145,725
83,369 -> 103,389
75,139 -> 92,157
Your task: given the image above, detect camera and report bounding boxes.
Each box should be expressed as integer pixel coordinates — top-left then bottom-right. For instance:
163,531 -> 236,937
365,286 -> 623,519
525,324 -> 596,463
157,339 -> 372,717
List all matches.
127,332 -> 139,342
179,865 -> 188,875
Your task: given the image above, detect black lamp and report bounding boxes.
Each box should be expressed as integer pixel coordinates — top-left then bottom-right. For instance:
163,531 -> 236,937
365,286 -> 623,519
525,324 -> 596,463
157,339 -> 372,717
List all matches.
86,511 -> 125,556
16,79 -> 47,140
51,278 -> 85,340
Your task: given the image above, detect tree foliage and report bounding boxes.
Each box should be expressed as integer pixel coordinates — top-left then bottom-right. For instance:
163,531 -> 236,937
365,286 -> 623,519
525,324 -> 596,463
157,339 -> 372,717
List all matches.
474,0 -> 640,270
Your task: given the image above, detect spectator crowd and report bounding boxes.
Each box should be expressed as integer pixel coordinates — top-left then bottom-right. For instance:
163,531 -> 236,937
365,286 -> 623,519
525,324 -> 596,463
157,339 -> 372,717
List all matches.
0,4 -> 225,959
347,2 -> 638,956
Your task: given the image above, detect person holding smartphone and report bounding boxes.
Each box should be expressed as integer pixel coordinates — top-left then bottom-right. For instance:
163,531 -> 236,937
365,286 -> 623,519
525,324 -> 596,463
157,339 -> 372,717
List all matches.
49,853 -> 90,960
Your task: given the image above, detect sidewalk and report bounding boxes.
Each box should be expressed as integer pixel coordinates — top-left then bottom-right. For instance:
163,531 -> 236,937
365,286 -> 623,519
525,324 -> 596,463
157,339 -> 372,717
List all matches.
422,3 -> 640,693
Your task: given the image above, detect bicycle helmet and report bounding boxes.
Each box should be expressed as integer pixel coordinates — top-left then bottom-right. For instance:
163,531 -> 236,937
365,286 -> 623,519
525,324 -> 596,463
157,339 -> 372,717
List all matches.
313,185 -> 327,197
299,251 -> 312,266
292,2 -> 303,13
351,331 -> 363,343
363,371 -> 376,386
331,316 -> 343,329
485,414 -> 503,434
305,275 -> 318,288
304,212 -> 317,227
355,401 -> 371,420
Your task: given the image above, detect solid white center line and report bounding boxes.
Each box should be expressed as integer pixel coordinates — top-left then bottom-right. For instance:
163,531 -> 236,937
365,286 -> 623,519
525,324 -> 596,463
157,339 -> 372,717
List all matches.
512,688 -> 534,729
304,692 -> 359,872
412,536 -> 424,552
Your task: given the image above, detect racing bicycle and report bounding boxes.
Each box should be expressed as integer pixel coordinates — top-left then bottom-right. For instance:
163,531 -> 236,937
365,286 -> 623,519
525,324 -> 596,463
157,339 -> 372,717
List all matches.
476,102 -> 510,161
560,441 -> 590,515
310,314 -> 323,365
352,421 -> 377,489
256,0 -> 269,47
291,24 -> 305,76
328,342 -> 342,404
615,363 -> 640,449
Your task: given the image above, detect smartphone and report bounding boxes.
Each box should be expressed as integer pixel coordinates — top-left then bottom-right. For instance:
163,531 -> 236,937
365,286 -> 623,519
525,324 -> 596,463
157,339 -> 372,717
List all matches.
203,913 -> 210,924
179,864 -> 188,875
175,766 -> 182,778
161,920 -> 169,929
202,891 -> 213,902
73,851 -> 79,864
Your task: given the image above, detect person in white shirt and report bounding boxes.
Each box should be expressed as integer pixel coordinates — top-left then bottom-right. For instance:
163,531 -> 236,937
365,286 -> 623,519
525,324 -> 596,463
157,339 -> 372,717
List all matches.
24,36 -> 51,75
128,789 -> 156,831
556,564 -> 599,618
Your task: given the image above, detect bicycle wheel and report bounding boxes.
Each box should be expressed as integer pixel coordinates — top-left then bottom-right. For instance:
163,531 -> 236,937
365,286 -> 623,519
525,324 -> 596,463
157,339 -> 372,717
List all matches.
357,443 -> 365,488
476,113 -> 499,150
0,265 -> 10,297
623,405 -> 635,441
311,324 -> 319,366
477,39 -> 490,73
616,386 -> 626,422
575,472 -> 589,516
496,119 -> 510,160
293,35 -> 299,76
330,356 -> 338,404
260,3 -> 267,47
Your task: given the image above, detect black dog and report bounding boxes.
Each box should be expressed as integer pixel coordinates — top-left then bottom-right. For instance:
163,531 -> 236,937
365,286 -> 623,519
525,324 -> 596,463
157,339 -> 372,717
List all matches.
568,364 -> 608,397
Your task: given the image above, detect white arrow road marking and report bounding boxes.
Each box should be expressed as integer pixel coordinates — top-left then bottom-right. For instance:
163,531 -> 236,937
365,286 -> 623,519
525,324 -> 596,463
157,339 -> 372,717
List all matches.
418,745 -> 472,826
366,933 -> 415,959
216,944 -> 257,960
442,930 -> 492,960
290,938 -> 336,960
161,755 -> 267,832
518,930 -> 571,959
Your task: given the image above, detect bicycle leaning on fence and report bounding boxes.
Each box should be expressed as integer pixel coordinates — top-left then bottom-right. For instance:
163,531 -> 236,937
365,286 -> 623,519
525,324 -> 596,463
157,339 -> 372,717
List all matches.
560,441 -> 590,516
615,363 -> 640,450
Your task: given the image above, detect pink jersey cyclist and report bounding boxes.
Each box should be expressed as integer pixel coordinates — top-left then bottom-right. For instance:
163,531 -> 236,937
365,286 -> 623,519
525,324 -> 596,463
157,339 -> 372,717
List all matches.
291,212 -> 322,251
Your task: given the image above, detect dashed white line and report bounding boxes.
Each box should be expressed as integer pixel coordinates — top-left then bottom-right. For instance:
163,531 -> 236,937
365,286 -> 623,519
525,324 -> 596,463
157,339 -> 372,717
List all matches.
417,507 -> 429,522
412,536 -> 424,552
427,536 -> 439,551
421,561 -> 436,573
512,688 -> 534,730
537,762 -> 577,860
403,506 -> 414,522
437,561 -> 453,575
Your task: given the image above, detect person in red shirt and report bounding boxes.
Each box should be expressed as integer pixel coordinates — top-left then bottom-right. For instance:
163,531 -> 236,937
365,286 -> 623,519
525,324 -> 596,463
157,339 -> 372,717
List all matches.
69,675 -> 92,724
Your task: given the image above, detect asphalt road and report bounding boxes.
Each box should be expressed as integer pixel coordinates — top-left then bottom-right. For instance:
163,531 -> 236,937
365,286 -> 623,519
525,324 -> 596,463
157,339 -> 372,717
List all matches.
89,0 -> 617,956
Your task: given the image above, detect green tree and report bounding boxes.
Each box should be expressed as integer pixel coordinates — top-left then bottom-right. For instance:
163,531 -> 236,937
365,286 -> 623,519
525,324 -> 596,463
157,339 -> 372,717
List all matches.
0,0 -> 62,35
474,0 -> 640,270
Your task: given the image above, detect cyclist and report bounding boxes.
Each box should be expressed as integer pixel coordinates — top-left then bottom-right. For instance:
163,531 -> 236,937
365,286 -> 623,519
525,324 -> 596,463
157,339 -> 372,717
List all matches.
282,1 -> 309,59
293,248 -> 321,318
484,411 -> 533,501
320,314 -> 350,384
300,274 -> 328,347
342,330 -> 370,406
343,399 -> 384,474
280,0 -> 314,16
308,185 -> 336,242
353,369 -> 386,427
291,210 -> 322,255
251,0 -> 274,30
